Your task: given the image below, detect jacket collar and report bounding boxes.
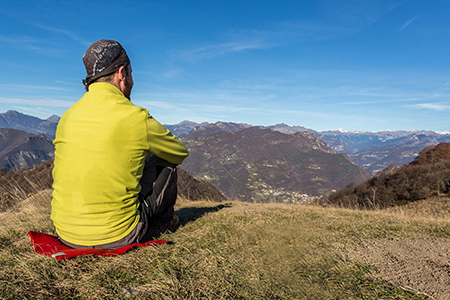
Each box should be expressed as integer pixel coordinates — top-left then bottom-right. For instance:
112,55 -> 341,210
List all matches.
88,82 -> 125,97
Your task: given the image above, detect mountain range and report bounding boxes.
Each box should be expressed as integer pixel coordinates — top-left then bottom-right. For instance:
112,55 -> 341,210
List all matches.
181,126 -> 371,202
0,110 -> 59,138
2,110 -> 447,175
171,121 -> 450,174
0,110 -> 447,203
0,128 -> 54,171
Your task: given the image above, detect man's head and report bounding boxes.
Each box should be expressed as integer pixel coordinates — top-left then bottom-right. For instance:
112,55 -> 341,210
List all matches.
82,39 -> 133,99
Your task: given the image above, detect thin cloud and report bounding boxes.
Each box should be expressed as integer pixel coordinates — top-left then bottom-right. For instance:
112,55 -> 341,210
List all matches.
0,35 -> 63,56
163,69 -> 183,78
0,97 -> 74,107
30,22 -> 90,46
170,0 -> 404,64
172,40 -> 269,62
0,83 -> 74,93
333,97 -> 425,106
172,20 -> 359,62
14,106 -> 52,114
409,103 -> 450,111
400,15 -> 419,31
234,1 -> 406,51
144,101 -> 180,109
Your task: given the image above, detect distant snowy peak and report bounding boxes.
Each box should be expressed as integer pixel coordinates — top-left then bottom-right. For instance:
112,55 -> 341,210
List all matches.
333,128 -> 367,134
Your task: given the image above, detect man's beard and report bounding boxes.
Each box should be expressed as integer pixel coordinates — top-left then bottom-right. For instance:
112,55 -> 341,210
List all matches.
123,76 -> 133,100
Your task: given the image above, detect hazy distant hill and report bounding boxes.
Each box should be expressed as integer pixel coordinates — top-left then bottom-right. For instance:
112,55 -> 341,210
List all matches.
318,129 -> 450,152
181,127 -> 372,202
0,128 -> 54,171
347,134 -> 443,174
318,130 -> 450,174
0,110 -> 58,138
324,142 -> 450,209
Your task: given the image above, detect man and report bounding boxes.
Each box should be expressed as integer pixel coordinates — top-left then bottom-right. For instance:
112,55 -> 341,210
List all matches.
51,39 -> 188,249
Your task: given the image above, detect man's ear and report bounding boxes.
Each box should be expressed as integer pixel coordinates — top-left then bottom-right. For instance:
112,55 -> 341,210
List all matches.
118,66 -> 127,82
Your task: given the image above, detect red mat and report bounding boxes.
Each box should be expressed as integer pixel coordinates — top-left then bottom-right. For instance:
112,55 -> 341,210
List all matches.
28,231 -> 168,260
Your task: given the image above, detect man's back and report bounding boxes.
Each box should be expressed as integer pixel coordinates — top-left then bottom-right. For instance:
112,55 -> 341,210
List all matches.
51,82 -> 149,246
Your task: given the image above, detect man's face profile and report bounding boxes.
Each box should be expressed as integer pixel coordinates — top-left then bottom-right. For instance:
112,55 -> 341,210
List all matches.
122,65 -> 134,100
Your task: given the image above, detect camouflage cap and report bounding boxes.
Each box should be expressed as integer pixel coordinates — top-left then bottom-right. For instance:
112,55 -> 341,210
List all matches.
82,39 -> 130,90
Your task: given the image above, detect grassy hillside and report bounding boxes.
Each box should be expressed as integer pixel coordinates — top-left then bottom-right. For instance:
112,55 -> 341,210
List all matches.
3,190 -> 449,299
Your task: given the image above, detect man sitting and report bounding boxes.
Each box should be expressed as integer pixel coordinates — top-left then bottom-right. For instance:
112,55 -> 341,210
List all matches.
51,39 -> 188,249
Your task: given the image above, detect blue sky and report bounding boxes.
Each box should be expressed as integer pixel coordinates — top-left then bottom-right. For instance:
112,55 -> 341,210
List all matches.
1,0 -> 449,132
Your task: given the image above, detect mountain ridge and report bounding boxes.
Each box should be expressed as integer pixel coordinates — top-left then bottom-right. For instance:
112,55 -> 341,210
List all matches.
181,127 -> 372,202
173,120 -> 450,174
0,110 -> 58,138
0,128 -> 54,171
1,110 -> 448,175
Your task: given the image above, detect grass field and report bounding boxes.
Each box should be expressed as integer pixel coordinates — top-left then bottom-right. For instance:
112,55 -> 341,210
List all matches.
2,190 -> 447,299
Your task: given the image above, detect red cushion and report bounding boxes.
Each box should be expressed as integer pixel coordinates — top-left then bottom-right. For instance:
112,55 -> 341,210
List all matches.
28,231 -> 167,260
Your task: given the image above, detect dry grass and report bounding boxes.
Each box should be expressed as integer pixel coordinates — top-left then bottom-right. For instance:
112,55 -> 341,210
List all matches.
384,196 -> 450,220
2,189 -> 445,299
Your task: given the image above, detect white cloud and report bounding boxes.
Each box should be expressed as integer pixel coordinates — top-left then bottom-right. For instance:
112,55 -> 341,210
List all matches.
409,103 -> 450,111
400,16 -> 419,31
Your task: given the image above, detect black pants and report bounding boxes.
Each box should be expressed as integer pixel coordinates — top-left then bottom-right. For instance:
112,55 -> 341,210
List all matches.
136,155 -> 178,242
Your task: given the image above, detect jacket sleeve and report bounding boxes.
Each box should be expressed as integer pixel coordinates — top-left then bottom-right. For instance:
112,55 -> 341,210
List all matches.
146,114 -> 189,165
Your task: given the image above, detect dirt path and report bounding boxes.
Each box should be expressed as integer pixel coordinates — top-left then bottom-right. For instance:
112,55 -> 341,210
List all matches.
345,238 -> 450,299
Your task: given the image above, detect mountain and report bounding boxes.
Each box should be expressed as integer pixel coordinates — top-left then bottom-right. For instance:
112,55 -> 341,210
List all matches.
0,128 -> 55,171
168,120 -> 450,174
318,131 -> 450,174
164,120 -> 209,137
266,123 -> 313,135
0,110 -> 58,137
324,142 -> 450,209
180,121 -> 252,139
46,115 -> 61,123
257,126 -> 450,173
320,135 -> 357,153
2,112 -> 446,177
347,134 -> 443,174
177,167 -> 226,202
410,142 -> 450,166
181,127 -> 372,203
318,129 -> 450,152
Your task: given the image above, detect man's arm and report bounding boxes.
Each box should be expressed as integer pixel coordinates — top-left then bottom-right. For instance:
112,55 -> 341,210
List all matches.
146,114 -> 189,165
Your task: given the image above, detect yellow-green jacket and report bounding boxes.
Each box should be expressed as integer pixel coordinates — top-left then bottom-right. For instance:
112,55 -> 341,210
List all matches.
51,82 -> 188,246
